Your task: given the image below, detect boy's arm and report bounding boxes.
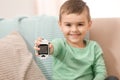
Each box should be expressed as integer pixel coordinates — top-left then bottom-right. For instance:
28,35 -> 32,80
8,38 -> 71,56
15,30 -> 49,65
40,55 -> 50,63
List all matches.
93,43 -> 107,80
93,54 -> 107,80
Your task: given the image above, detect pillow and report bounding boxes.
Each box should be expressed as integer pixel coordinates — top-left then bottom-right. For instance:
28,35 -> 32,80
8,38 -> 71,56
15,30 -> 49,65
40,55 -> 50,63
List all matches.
0,31 -> 46,80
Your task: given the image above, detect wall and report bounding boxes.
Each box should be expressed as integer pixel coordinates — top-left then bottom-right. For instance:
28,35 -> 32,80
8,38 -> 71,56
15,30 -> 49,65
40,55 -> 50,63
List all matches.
0,0 -> 36,18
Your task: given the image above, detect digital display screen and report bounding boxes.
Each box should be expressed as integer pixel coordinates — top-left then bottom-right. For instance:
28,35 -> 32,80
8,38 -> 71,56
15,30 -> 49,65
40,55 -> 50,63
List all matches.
38,44 -> 48,55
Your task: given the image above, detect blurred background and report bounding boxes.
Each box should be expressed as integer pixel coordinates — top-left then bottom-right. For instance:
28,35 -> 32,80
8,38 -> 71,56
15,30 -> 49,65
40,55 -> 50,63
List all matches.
0,0 -> 120,18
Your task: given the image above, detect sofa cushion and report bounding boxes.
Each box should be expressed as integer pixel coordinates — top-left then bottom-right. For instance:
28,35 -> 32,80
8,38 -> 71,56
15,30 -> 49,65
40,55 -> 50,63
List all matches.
18,15 -> 64,80
0,18 -> 18,38
0,31 -> 46,80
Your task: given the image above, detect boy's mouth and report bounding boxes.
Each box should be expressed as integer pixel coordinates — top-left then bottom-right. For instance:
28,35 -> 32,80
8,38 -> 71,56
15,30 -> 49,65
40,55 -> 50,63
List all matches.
69,33 -> 82,38
69,32 -> 82,36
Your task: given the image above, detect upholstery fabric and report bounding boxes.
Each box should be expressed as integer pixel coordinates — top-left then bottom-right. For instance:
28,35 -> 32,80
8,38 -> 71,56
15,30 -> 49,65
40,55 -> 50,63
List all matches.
0,31 -> 46,80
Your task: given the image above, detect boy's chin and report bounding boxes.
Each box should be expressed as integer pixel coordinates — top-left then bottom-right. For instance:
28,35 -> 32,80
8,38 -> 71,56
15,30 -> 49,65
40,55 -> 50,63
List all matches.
67,38 -> 81,44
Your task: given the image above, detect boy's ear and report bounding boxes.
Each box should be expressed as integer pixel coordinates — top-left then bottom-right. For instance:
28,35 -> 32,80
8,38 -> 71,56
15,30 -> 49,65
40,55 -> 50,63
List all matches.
88,20 -> 92,30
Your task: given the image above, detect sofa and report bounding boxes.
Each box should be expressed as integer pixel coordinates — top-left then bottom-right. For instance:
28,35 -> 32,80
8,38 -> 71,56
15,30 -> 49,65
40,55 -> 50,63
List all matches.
0,15 -> 119,79
91,18 -> 120,79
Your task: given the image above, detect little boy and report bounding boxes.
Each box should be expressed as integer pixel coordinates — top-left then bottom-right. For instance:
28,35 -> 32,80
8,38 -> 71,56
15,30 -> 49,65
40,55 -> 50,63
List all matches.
34,0 -> 107,80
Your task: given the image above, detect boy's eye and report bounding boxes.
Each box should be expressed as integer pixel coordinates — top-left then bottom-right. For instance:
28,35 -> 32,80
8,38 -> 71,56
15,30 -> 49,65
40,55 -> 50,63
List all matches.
66,24 -> 71,26
78,23 -> 84,26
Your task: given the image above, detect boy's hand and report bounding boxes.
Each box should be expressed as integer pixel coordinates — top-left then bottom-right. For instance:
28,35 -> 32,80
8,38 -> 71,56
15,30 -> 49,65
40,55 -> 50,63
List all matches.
34,37 -> 53,56
34,37 -> 42,56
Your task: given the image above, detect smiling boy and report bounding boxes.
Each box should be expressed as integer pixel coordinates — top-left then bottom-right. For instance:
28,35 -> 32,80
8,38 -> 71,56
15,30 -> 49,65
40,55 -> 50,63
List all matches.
34,0 -> 107,80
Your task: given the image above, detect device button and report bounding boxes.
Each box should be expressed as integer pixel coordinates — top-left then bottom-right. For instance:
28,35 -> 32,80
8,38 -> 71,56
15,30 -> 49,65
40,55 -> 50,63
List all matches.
41,55 -> 45,57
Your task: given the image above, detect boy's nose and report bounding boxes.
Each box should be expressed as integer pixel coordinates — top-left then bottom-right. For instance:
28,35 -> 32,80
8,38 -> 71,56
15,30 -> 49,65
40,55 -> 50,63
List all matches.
71,26 -> 78,32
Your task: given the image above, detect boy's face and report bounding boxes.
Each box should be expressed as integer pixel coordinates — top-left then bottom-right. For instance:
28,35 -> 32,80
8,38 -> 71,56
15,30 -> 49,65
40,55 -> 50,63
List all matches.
59,10 -> 92,44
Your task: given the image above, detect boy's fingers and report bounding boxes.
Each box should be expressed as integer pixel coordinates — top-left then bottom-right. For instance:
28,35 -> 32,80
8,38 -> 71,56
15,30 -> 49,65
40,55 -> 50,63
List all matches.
34,37 -> 43,56
34,48 -> 40,56
34,46 -> 40,50
34,40 -> 40,46
37,37 -> 43,41
35,53 -> 39,56
49,43 -> 53,49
